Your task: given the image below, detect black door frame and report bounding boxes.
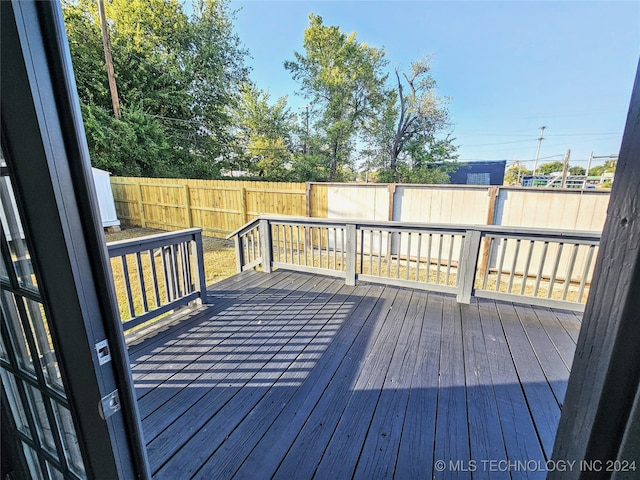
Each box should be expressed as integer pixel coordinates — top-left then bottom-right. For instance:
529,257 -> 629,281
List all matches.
1,1 -> 149,477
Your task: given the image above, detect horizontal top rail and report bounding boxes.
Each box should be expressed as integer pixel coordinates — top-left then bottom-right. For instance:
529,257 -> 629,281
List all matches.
107,228 -> 203,256
228,215 -> 601,242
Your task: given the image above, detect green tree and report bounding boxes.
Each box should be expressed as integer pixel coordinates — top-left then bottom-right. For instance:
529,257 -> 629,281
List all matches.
569,166 -> 586,175
285,14 -> 389,181
367,58 -> 456,183
62,0 -> 249,177
537,161 -> 564,175
233,84 -> 298,179
504,162 -> 532,185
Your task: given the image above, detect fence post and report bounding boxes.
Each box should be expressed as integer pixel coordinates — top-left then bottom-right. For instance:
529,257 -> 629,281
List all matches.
457,229 -> 482,304
345,223 -> 357,286
479,186 -> 498,279
193,230 -> 207,303
259,219 -> 272,273
136,181 -> 146,228
240,187 -> 248,224
305,182 -> 311,217
183,183 -> 193,228
387,183 -> 396,221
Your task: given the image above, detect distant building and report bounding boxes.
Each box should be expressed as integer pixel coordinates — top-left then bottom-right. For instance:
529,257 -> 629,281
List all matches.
449,160 -> 506,185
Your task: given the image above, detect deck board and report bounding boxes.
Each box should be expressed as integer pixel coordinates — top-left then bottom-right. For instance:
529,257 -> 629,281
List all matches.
129,270 -> 582,479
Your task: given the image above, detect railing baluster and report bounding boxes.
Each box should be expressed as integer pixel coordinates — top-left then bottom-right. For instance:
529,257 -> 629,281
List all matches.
148,249 -> 161,308
395,232 -> 401,279
406,232 -> 412,280
446,234 -> 455,285
121,256 -> 136,318
520,240 -> 535,295
135,251 -> 149,313
547,243 -> 564,299
415,233 -> 422,281
507,239 -> 521,293
333,228 -> 337,270
328,228 -> 333,271
317,226 -> 322,268
562,243 -> 580,300
296,225 -> 301,265
426,233 -> 432,283
495,238 -> 508,291
161,246 -> 173,302
578,245 -> 596,302
275,224 -> 281,263
436,234 -> 443,284
533,241 -> 549,297
171,244 -> 182,298
341,227 -> 345,270
289,225 -> 294,264
482,236 -> 494,289
368,229 -> 373,275
378,230 -> 383,276
457,233 -> 466,286
283,224 -> 288,263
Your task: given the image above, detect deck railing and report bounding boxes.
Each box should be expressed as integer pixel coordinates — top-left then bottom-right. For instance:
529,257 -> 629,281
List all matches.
107,228 -> 207,332
229,216 -> 601,312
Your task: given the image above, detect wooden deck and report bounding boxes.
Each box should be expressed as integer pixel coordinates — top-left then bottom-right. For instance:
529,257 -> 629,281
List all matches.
128,269 -> 582,479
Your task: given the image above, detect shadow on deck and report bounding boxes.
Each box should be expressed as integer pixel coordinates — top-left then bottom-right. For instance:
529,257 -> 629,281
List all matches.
127,269 -> 582,479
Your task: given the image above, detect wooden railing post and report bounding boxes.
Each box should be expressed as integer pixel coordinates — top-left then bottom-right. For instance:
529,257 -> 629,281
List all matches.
457,229 -> 482,304
345,224 -> 357,286
259,219 -> 272,273
234,235 -> 244,273
193,231 -> 207,302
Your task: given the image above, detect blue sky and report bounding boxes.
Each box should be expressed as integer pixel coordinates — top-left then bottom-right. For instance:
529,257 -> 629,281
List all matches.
231,0 -> 639,169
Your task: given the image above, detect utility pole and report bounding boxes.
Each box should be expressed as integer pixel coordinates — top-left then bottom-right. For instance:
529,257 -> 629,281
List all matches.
98,0 -> 121,120
561,148 -> 571,188
532,125 -> 546,176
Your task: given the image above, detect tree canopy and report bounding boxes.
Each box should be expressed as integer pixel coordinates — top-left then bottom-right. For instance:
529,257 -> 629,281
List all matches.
63,4 -> 458,183
63,0 -> 248,177
284,14 -> 390,181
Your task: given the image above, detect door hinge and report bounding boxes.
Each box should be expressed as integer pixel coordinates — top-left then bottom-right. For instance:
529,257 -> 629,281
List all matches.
99,390 -> 121,420
95,339 -> 111,365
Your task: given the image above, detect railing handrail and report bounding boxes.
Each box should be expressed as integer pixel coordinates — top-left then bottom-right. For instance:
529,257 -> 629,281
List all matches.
107,227 -> 203,255
230,215 -> 601,312
228,215 -> 601,242
107,228 -> 207,332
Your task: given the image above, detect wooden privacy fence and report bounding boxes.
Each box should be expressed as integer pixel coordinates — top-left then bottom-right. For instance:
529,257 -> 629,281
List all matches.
110,177 -> 328,237
111,177 -> 609,238
229,215 -> 601,312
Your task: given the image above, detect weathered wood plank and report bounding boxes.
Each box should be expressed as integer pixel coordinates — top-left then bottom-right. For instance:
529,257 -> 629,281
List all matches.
150,275 -> 346,477
461,300 -> 510,479
513,304 -> 571,404
136,272 -> 325,422
192,283 -> 381,479
309,288 -> 413,479
272,287 -> 402,479
496,301 -> 560,459
352,290 -> 428,479
228,283 -> 385,479
478,299 -> 546,476
395,292 -> 444,479
129,272 -> 581,478
434,295 -> 471,479
128,269 -> 282,360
